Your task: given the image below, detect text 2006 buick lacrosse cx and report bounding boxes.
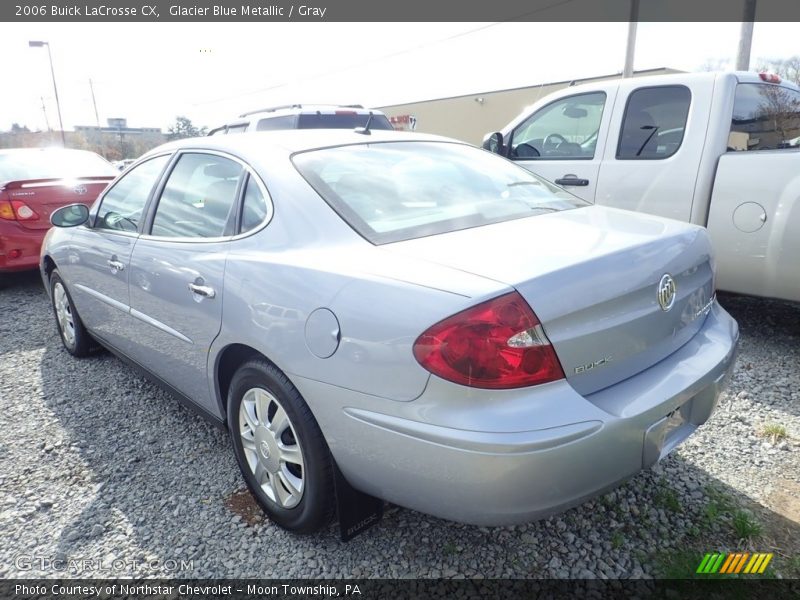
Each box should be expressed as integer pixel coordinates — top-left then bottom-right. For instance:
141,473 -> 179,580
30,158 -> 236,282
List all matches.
41,129 -> 738,534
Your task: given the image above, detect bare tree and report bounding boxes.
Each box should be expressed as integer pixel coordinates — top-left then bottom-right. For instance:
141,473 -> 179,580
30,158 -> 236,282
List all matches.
756,56 -> 800,85
700,58 -> 732,72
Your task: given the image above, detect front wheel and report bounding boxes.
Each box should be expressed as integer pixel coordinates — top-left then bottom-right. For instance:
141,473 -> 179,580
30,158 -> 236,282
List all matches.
227,359 -> 335,533
50,270 -> 92,357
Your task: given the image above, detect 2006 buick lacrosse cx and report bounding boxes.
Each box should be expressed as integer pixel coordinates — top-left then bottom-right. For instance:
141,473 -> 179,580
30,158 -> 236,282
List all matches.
41,128 -> 738,534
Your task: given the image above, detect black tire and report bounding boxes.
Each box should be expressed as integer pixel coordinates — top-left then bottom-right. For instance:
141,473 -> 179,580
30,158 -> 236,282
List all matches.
227,359 -> 335,533
49,270 -> 92,358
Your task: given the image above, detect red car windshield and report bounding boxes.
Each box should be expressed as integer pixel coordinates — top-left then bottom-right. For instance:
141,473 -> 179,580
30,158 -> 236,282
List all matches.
0,149 -> 117,182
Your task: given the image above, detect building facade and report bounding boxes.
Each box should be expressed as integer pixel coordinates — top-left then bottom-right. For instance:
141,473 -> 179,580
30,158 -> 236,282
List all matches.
379,68 -> 680,144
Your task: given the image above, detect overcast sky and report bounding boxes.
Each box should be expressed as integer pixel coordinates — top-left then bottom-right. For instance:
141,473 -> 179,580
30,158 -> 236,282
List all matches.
2,21 -> 798,132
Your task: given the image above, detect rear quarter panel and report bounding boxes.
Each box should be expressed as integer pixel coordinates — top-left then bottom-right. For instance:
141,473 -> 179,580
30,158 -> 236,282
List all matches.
707,149 -> 800,302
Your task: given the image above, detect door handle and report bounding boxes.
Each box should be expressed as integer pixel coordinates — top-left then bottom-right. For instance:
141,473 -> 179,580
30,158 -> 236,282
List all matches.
188,283 -> 216,299
555,175 -> 590,187
107,259 -> 125,271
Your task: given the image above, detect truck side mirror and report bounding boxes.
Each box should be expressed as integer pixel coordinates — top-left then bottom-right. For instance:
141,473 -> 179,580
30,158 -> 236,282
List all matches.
482,132 -> 505,155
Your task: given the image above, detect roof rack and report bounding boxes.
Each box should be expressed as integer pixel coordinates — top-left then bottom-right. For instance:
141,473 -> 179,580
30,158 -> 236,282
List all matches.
237,104 -> 365,118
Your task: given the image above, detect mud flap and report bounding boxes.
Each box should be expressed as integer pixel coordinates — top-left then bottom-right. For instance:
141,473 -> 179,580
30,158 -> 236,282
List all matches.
334,463 -> 384,541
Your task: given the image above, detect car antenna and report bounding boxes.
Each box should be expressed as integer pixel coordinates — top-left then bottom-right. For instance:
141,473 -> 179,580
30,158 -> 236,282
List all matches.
354,112 -> 373,135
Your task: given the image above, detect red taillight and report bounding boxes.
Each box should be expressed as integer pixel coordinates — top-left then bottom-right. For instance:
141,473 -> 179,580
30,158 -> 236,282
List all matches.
413,292 -> 565,389
759,72 -> 782,84
10,200 -> 40,221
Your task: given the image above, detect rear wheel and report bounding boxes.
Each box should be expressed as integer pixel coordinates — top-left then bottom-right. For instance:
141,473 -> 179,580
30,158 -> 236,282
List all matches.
50,270 -> 91,357
227,359 -> 335,533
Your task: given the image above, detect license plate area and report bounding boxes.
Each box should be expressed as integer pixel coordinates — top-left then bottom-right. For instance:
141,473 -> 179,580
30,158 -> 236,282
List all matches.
642,400 -> 694,467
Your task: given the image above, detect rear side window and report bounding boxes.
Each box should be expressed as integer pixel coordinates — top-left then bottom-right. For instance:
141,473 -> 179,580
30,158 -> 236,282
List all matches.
95,155 -> 170,232
730,83 -> 800,151
296,113 -> 394,130
239,175 -> 269,234
256,116 -> 297,130
151,153 -> 243,238
617,86 -> 691,160
293,141 -> 587,245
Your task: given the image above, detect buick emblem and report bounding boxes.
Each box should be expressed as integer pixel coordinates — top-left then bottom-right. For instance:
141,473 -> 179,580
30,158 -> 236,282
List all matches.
73,185 -> 87,195
657,274 -> 677,311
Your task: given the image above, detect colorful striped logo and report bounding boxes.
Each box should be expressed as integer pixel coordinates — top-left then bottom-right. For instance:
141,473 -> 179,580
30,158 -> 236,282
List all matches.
696,552 -> 773,574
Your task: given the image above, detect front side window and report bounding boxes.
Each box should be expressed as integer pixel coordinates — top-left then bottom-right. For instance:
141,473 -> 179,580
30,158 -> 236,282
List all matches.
94,155 -> 170,232
510,92 -> 606,160
150,153 -> 243,238
616,86 -> 691,160
293,141 -> 587,245
729,83 -> 800,151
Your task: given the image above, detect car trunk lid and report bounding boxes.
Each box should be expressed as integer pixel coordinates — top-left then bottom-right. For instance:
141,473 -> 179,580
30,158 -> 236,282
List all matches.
0,177 -> 113,230
385,206 -> 716,395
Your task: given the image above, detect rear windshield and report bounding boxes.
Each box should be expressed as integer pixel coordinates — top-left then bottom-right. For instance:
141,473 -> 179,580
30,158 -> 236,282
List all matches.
297,113 -> 394,131
293,141 -> 587,244
0,149 -> 117,181
730,83 -> 800,150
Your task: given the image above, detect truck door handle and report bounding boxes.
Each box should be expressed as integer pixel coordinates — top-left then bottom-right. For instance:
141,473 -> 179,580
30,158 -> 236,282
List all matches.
555,175 -> 590,187
107,259 -> 125,271
188,283 -> 216,299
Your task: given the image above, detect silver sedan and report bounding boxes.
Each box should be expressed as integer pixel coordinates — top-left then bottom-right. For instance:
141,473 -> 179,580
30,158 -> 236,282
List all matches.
41,129 -> 738,535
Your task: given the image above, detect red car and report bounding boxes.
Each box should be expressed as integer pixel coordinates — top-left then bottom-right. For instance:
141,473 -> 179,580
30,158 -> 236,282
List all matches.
0,148 -> 117,272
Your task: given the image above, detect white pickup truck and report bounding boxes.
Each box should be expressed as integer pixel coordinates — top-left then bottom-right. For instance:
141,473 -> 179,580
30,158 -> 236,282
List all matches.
484,71 -> 800,303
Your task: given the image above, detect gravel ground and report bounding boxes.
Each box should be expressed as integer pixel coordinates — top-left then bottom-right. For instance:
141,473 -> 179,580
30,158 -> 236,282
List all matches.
0,271 -> 798,579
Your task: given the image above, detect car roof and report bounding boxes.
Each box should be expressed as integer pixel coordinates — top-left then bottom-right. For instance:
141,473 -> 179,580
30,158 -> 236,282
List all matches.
145,129 -> 461,159
0,147 -> 99,156
239,104 -> 386,118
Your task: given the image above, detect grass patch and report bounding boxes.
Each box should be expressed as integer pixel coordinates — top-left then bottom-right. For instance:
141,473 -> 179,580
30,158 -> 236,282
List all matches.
611,531 -> 624,550
655,487 -> 682,513
731,509 -> 763,540
442,541 -> 457,556
701,485 -> 737,530
785,555 -> 800,578
760,423 -> 788,444
653,550 -> 706,579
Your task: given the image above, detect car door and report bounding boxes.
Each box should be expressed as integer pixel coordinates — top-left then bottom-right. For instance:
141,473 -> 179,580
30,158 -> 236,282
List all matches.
506,88 -> 615,202
64,154 -> 171,350
125,151 -> 245,413
593,79 -> 713,223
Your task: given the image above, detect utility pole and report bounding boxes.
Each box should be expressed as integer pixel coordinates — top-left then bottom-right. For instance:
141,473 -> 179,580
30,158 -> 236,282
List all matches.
736,0 -> 757,71
28,41 -> 66,147
89,79 -> 100,127
40,97 -> 51,132
623,0 -> 639,78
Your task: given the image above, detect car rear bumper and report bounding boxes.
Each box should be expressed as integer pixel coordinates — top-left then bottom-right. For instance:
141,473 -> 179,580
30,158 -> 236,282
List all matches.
0,222 -> 46,272
295,301 -> 738,525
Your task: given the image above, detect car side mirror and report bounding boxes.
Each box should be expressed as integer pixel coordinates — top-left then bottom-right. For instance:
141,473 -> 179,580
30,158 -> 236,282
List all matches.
51,204 -> 89,227
482,132 -> 505,155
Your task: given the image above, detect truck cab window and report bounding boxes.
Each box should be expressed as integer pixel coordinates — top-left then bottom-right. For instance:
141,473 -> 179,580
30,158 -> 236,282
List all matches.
510,92 -> 606,160
729,83 -> 800,151
617,86 -> 691,160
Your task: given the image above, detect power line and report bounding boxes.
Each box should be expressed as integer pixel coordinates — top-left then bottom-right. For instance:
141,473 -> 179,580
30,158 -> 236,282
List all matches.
194,1 -> 580,107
